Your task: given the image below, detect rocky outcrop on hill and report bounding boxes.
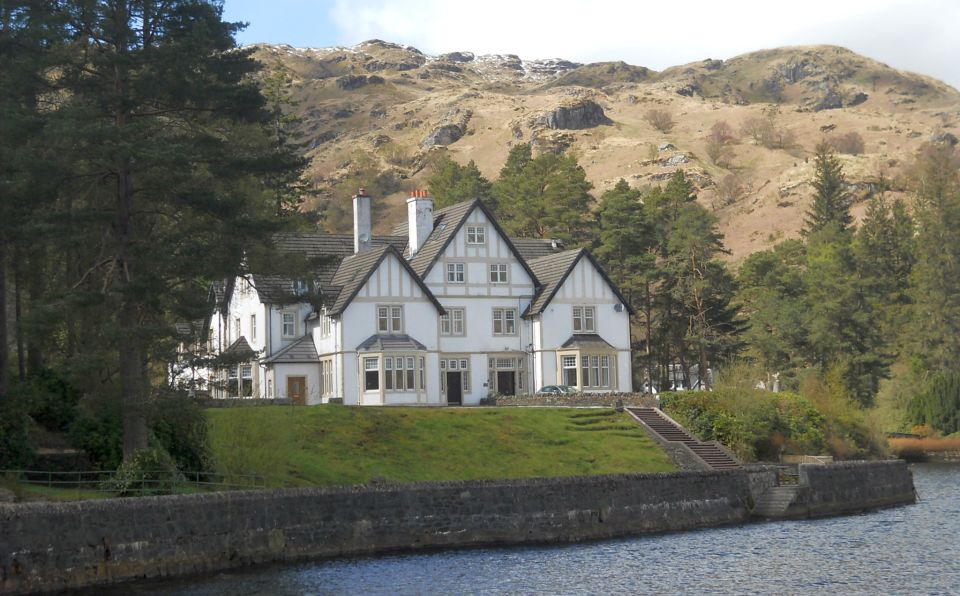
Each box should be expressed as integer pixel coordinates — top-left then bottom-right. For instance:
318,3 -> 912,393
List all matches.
335,74 -> 385,90
421,108 -> 473,147
536,99 -> 610,130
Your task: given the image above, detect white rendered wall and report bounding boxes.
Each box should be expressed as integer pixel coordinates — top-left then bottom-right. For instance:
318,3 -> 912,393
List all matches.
536,258 -> 633,392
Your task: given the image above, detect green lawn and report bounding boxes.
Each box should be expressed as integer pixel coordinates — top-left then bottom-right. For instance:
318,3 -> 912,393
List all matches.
207,406 -> 675,487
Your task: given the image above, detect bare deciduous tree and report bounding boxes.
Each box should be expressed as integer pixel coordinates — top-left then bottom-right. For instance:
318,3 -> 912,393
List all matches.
829,131 -> 865,155
644,109 -> 675,133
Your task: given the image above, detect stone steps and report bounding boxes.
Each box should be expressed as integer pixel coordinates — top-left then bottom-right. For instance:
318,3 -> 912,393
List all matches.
627,407 -> 741,470
751,485 -> 800,518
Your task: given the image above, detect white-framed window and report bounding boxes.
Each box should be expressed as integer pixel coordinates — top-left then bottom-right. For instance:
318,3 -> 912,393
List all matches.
320,313 -> 331,337
227,364 -> 254,397
384,355 -> 420,392
250,314 -> 257,341
233,317 -> 241,340
492,307 -> 517,335
573,306 -> 596,333
363,357 -> 379,391
489,263 -> 509,284
466,226 -> 486,244
561,355 -> 578,386
580,354 -> 612,389
281,311 -> 297,338
240,365 -> 253,397
320,359 -> 333,396
559,351 -> 615,390
377,305 -> 403,333
293,279 -> 309,296
440,308 -> 466,336
446,262 -> 465,283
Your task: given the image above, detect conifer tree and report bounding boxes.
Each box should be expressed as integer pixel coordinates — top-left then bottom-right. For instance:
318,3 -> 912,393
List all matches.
427,155 -> 492,209
492,143 -> 592,243
30,1 -> 311,459
803,142 -> 853,236
909,142 -> 960,371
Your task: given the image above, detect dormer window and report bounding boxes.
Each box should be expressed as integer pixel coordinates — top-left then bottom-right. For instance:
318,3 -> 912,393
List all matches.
293,279 -> 309,296
466,226 -> 486,244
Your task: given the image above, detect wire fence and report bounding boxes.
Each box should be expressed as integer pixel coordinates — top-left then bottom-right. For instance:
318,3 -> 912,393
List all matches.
1,469 -> 266,495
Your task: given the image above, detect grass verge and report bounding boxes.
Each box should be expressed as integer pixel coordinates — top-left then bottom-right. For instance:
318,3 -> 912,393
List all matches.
207,405 -> 675,487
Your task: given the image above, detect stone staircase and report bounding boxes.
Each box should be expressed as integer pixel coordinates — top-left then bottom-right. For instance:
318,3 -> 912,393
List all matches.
626,407 -> 740,470
750,485 -> 801,518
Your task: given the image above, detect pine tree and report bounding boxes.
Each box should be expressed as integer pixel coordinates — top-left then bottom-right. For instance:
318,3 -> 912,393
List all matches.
737,240 -> 809,383
492,144 -> 592,243
909,142 -> 960,371
38,1 -> 310,459
427,155 -> 492,209
803,142 -> 853,236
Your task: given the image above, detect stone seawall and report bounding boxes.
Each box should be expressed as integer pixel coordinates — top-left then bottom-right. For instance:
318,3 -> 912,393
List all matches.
0,462 -> 915,595
789,459 -> 916,518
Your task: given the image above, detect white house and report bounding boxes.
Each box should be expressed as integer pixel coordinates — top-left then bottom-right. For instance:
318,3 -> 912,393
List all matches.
191,189 -> 635,405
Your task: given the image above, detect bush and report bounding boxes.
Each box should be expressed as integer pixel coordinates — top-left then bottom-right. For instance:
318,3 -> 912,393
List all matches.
12,370 -> 81,432
661,388 -> 827,462
644,109 -> 674,133
150,392 -> 211,472
102,447 -> 184,495
830,131 -> 865,155
0,398 -> 34,469
69,396 -> 123,469
70,391 -> 211,472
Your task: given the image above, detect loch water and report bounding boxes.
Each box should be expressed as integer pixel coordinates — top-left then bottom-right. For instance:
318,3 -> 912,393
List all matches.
110,463 -> 959,595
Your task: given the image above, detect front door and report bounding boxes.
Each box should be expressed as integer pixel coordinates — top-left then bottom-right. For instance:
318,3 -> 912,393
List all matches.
446,372 -> 462,405
497,371 -> 516,396
287,376 -> 306,405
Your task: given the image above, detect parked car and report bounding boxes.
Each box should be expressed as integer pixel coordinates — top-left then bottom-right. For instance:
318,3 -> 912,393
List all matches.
536,385 -> 577,395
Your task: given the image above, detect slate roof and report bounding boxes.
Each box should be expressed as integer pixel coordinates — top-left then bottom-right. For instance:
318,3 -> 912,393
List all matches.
326,244 -> 444,316
248,233 -> 407,304
357,333 -> 428,352
527,248 -> 636,316
561,333 -> 615,350
511,238 -> 566,261
222,337 -> 257,358
262,334 -> 320,364
392,199 -> 539,285
392,200 -> 476,278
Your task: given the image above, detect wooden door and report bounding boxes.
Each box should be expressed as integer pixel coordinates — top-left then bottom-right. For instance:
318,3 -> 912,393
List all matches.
497,371 -> 516,396
287,376 -> 307,406
446,372 -> 462,405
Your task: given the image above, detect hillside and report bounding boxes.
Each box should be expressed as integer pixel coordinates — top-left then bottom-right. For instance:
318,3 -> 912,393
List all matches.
208,406 -> 674,487
253,41 -> 960,260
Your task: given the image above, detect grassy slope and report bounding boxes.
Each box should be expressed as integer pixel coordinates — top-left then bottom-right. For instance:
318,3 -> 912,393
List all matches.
207,406 -> 675,487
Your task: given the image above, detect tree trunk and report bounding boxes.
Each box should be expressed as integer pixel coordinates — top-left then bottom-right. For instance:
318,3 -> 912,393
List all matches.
118,164 -> 149,460
25,250 -> 43,375
13,254 -> 25,380
0,236 -> 8,398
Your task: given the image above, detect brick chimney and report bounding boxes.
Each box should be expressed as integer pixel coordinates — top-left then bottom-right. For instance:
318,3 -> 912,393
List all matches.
406,190 -> 434,256
353,188 -> 372,254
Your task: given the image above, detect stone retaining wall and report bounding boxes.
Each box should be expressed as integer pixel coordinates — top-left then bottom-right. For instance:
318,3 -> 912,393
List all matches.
0,462 -> 916,594
490,392 -> 657,408
788,459 -> 916,517
0,471 -> 749,594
